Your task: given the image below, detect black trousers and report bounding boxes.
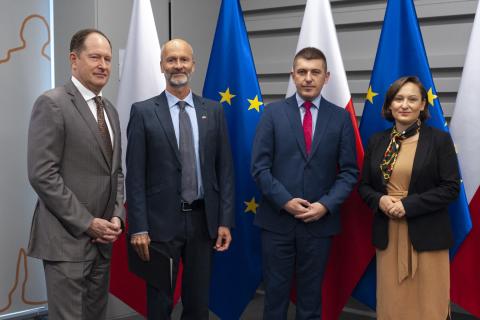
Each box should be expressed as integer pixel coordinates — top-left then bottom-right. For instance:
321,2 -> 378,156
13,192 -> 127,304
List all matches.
147,207 -> 214,320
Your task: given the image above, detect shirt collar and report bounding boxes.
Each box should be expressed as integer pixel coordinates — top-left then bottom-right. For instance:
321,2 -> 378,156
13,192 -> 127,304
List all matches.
295,93 -> 321,109
165,89 -> 194,109
71,76 -> 102,102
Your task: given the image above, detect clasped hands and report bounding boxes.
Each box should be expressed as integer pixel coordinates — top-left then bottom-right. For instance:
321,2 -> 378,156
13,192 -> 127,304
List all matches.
379,195 -> 406,219
283,198 -> 327,223
86,217 -> 122,244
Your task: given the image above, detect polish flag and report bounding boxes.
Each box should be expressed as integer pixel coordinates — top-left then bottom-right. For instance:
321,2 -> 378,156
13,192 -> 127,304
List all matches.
449,2 -> 480,317
286,0 -> 374,319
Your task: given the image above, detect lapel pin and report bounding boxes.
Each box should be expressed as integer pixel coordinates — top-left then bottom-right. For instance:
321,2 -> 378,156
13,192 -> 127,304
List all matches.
202,115 -> 207,119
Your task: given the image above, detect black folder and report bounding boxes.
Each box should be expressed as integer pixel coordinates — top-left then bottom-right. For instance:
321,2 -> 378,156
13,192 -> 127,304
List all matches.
127,240 -> 173,291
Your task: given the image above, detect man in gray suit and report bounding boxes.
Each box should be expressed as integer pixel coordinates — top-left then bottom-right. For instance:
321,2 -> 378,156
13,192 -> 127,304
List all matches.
126,39 -> 234,320
27,29 -> 125,320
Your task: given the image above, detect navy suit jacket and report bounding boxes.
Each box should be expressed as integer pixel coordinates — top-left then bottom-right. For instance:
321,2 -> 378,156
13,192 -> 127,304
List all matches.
251,95 -> 358,236
126,91 -> 234,241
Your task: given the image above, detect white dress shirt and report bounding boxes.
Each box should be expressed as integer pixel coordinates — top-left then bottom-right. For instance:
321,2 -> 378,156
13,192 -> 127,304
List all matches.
71,76 -> 114,145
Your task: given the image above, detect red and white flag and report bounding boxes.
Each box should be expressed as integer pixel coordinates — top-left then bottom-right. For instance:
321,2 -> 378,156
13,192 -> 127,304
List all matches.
450,2 -> 480,317
116,0 -> 165,163
287,0 -> 374,319
109,0 -> 165,316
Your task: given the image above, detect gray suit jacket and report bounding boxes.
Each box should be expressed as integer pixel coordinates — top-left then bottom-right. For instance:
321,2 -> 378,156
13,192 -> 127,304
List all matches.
27,80 -> 125,261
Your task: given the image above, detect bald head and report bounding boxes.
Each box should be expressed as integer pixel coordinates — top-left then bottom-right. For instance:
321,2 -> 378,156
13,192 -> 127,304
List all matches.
160,38 -> 196,95
161,39 -> 194,61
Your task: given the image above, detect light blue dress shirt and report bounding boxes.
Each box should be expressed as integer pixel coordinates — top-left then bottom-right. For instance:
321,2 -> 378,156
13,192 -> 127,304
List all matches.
165,89 -> 204,199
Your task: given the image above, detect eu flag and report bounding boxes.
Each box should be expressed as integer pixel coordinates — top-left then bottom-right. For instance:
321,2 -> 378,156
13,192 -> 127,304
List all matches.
203,0 -> 263,318
354,0 -> 472,309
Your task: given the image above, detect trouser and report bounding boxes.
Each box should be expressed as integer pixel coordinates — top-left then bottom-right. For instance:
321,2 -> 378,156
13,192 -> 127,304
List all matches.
43,253 -> 110,320
147,207 -> 213,320
262,223 -> 332,320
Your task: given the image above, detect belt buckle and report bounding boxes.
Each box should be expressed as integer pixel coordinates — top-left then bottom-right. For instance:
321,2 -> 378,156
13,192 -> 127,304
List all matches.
181,201 -> 192,212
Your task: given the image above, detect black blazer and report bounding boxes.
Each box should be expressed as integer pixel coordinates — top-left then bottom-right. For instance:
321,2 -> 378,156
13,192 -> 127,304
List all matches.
125,91 -> 234,241
359,124 -> 460,251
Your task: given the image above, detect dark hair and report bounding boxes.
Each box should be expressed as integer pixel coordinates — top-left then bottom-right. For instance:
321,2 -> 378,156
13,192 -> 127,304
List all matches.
382,76 -> 430,122
293,47 -> 327,71
69,28 -> 112,54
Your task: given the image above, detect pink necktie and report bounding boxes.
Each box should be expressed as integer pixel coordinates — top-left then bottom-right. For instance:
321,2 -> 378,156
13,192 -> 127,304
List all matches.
302,101 -> 313,154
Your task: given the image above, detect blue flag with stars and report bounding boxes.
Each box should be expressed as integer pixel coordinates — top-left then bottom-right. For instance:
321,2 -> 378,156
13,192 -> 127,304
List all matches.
355,0 -> 472,309
203,0 -> 263,318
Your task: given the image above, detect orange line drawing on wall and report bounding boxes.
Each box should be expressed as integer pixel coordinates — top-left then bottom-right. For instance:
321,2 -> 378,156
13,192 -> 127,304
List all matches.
0,248 -> 47,313
0,14 -> 50,64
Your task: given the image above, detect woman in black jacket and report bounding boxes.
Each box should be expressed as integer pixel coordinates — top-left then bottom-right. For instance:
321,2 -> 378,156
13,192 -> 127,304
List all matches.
359,76 -> 460,319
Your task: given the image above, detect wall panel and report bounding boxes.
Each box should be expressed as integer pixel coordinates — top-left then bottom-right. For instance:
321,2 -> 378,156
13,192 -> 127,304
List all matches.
242,0 -> 477,117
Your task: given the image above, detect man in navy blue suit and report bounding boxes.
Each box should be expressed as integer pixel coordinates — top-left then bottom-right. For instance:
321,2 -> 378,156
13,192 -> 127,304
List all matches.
126,39 -> 234,320
251,47 -> 358,319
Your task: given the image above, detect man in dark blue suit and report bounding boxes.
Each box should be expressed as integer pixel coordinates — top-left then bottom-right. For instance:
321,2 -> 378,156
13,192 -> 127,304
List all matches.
126,39 -> 234,320
251,47 -> 358,319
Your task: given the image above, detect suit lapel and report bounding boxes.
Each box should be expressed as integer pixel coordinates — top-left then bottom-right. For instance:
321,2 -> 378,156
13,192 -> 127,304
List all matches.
309,97 -> 333,161
409,125 -> 430,189
375,131 -> 391,191
153,92 -> 181,164
285,95 -> 308,159
65,81 -> 112,169
193,94 -> 207,168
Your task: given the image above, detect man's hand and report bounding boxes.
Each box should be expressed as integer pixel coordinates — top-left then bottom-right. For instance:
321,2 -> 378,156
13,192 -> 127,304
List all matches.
87,218 -> 121,243
295,202 -> 328,223
100,216 -> 123,243
283,198 -> 310,216
131,233 -> 151,261
214,226 -> 232,252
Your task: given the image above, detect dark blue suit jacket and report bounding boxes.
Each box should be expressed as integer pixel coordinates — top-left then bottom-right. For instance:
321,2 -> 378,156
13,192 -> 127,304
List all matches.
126,91 -> 234,241
251,95 -> 358,236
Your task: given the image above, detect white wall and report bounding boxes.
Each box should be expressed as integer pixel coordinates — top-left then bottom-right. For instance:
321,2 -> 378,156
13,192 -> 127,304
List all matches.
0,0 -> 51,316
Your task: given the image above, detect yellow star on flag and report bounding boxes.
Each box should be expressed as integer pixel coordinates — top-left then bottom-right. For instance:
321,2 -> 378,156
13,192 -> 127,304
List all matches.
247,95 -> 263,112
244,197 -> 259,214
365,85 -> 378,104
427,88 -> 438,106
219,88 -> 235,105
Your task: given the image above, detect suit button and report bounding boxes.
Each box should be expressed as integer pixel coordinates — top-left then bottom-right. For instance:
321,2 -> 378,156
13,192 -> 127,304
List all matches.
177,190 -> 181,195
177,168 -> 181,172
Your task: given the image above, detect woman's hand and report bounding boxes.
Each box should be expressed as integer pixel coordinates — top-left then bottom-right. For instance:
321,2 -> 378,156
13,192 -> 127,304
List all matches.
388,200 -> 406,218
379,195 -> 405,218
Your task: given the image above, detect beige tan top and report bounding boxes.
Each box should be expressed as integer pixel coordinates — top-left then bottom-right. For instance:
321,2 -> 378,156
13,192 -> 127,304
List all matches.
386,137 -> 418,283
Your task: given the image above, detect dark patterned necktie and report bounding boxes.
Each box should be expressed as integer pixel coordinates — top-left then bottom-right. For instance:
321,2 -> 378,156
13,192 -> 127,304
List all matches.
93,96 -> 113,160
178,101 -> 198,203
302,101 -> 313,154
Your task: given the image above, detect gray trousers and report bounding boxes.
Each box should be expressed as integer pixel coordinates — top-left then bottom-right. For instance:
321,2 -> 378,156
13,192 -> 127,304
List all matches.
43,254 -> 110,320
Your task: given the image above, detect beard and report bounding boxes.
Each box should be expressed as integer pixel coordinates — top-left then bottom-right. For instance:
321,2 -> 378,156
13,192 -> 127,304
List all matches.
166,72 -> 191,87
